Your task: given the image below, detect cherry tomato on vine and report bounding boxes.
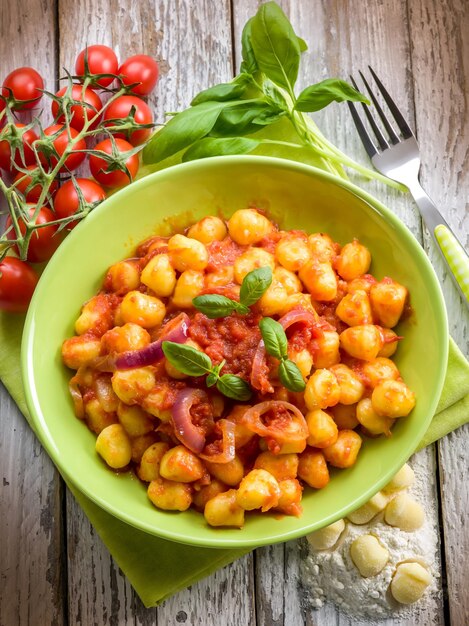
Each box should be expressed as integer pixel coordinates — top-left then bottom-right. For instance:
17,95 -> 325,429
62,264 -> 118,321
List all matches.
51,85 -> 103,132
2,67 -> 44,110
54,178 -> 106,229
119,55 -> 159,96
6,206 -> 62,263
13,165 -> 58,203
75,45 -> 118,88
0,257 -> 39,312
102,95 -> 153,145
0,123 -> 38,172
89,138 -> 139,188
42,124 -> 86,172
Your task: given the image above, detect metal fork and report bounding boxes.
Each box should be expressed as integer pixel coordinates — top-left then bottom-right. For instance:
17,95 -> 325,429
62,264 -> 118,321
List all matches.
348,66 -> 469,306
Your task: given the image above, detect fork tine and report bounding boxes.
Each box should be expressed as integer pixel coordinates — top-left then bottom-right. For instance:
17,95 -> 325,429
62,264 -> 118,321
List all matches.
358,71 -> 400,144
350,75 -> 389,151
347,101 -> 378,158
368,66 -> 414,139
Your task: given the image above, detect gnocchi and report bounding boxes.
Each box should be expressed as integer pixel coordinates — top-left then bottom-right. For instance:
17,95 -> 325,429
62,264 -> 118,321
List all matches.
350,534 -> 389,577
306,519 -> 345,550
390,562 -> 432,604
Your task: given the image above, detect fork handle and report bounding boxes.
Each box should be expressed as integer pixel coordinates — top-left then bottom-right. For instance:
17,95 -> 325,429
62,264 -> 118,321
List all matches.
434,224 -> 469,302
409,182 -> 469,305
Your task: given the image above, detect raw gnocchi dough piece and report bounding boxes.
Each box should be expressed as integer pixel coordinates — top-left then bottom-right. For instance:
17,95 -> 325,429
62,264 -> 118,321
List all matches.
306,519 -> 345,550
384,494 -> 424,531
382,463 -> 415,493
350,534 -> 389,577
390,562 -> 432,604
347,491 -> 388,524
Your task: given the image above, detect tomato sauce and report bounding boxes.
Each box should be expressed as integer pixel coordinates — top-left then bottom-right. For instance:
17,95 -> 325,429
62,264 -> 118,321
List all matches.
206,237 -> 246,271
188,311 -> 262,380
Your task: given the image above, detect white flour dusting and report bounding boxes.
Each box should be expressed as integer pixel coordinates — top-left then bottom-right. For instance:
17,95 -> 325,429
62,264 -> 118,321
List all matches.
300,452 -> 441,621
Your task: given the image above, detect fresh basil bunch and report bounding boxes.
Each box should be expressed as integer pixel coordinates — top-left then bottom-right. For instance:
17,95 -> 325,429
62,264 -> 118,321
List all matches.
142,1 -> 398,187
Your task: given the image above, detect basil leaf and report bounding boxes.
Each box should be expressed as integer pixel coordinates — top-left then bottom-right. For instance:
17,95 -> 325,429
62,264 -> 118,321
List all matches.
250,2 -> 301,91
142,101 -> 226,164
192,294 -> 249,318
297,36 -> 308,52
294,79 -> 369,112
210,100 -> 284,137
192,294 -> 238,317
278,359 -> 306,392
191,80 -> 248,106
183,137 -> 260,162
162,341 -> 212,376
240,266 -> 273,307
240,17 -> 258,74
217,374 -> 253,401
259,317 -> 287,360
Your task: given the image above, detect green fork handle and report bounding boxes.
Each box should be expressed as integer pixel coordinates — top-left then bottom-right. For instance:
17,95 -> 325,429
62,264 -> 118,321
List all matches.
408,181 -> 469,306
434,224 -> 469,303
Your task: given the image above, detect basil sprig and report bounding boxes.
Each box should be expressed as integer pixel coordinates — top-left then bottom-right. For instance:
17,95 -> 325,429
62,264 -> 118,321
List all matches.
193,266 -> 272,318
259,317 -> 306,392
162,341 -> 252,401
139,2 -> 403,189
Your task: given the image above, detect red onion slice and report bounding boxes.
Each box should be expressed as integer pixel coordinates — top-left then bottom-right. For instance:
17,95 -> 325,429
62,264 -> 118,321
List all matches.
250,339 -> 274,394
278,308 -> 318,331
69,376 -> 85,419
171,388 -> 207,454
94,376 -> 117,413
241,400 -> 309,444
115,313 -> 190,370
199,419 -> 236,464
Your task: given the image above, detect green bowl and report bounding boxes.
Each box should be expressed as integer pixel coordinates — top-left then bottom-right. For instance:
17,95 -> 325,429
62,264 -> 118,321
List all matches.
21,156 -> 448,548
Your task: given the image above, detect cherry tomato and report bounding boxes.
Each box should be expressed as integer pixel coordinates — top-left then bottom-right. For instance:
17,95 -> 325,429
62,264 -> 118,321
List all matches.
119,55 -> 159,96
0,123 -> 38,172
2,67 -> 44,110
75,45 -> 118,88
89,138 -> 139,188
0,257 -> 39,312
42,124 -> 86,172
6,206 -> 62,263
54,178 -> 106,228
13,165 -> 58,202
51,85 -> 103,132
102,95 -> 153,145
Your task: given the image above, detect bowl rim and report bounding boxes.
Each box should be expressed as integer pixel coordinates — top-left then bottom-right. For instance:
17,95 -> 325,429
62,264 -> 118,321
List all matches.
21,155 -> 449,547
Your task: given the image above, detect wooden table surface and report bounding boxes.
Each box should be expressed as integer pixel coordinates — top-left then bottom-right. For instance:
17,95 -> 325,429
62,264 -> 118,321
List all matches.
1,1 -> 468,625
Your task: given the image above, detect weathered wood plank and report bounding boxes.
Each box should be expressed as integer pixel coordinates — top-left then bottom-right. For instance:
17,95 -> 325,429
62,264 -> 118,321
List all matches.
65,495 -> 144,625
0,1 -> 66,625
58,1 -> 255,623
232,1 -> 446,624
157,554 -> 255,626
408,2 -> 469,625
0,381 -> 66,626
